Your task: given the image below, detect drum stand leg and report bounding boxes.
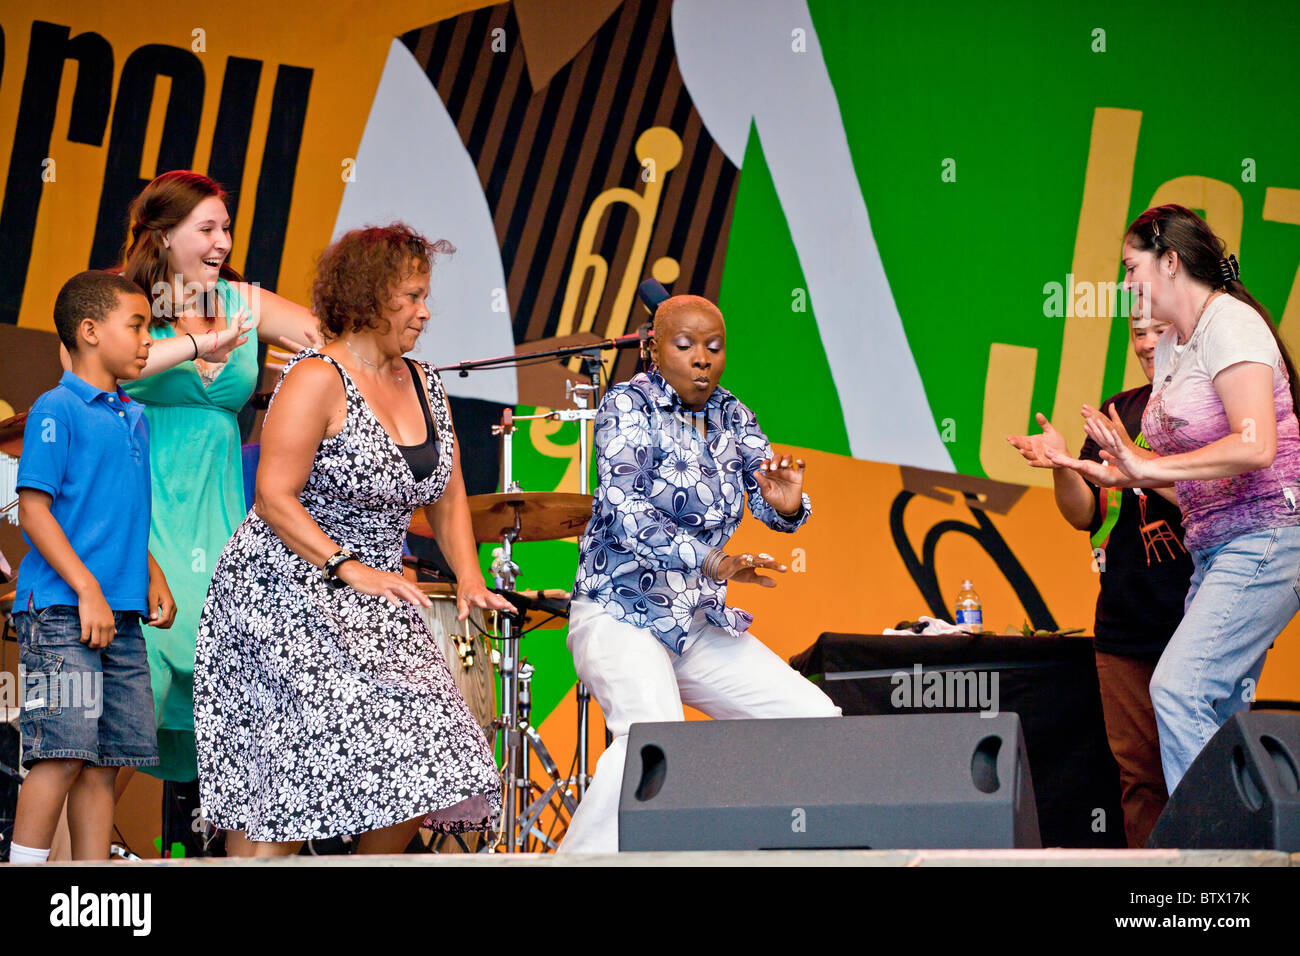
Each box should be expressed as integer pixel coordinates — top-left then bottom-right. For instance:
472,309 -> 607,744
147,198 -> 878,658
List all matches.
575,681 -> 592,799
493,648 -> 580,851
513,662 -> 578,851
571,359 -> 601,803
491,513 -> 580,852
493,526 -> 522,853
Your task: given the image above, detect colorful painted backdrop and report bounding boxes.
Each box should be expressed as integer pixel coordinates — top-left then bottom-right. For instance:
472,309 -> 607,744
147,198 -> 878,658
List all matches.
3,1 -> 1300,844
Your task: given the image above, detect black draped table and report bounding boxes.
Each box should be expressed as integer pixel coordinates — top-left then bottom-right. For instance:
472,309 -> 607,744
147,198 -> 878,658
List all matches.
790,632 -> 1125,848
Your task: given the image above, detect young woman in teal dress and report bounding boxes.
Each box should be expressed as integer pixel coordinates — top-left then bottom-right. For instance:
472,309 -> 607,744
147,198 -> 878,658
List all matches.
61,173 -> 322,850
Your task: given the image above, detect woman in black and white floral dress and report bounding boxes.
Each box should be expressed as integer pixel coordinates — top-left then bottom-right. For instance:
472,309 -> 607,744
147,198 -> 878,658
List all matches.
194,224 -> 512,855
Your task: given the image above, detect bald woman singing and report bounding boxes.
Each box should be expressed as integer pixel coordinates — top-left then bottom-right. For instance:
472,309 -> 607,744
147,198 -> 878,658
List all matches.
562,294 -> 841,853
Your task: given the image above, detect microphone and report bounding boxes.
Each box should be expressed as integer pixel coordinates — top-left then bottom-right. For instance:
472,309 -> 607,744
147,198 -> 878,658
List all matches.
637,278 -> 670,316
610,277 -> 670,361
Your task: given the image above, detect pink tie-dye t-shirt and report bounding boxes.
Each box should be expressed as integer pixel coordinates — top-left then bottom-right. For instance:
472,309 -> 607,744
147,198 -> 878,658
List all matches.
1142,294 -> 1300,550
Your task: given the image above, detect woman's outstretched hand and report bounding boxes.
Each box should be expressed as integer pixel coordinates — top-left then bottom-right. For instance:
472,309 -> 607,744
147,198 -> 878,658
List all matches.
201,309 -> 256,363
277,324 -> 324,355
1006,413 -> 1067,468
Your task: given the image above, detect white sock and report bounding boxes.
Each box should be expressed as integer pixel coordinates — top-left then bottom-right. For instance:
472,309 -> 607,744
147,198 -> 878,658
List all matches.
8,842 -> 51,864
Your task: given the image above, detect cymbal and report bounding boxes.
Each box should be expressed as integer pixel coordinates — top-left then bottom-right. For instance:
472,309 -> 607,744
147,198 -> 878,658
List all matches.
0,411 -> 28,457
409,492 -> 593,543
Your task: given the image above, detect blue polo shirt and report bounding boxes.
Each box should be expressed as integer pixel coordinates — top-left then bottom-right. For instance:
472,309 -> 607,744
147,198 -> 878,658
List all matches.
14,370 -> 152,613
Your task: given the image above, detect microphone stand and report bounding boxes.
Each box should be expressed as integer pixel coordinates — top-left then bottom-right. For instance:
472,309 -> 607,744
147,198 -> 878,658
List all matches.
436,327 -> 649,377
450,332 -> 646,851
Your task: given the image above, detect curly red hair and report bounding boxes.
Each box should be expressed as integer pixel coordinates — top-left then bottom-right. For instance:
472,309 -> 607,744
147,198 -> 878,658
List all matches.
312,223 -> 455,339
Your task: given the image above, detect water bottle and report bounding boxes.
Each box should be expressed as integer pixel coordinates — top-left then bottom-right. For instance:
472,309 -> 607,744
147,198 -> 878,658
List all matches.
955,579 -> 982,630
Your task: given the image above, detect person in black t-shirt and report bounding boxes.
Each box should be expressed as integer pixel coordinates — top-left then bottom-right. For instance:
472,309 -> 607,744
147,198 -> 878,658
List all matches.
1007,311 -> 1192,847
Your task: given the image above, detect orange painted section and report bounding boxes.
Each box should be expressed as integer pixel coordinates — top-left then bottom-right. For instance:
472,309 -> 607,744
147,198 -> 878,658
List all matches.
537,445 -> 1300,792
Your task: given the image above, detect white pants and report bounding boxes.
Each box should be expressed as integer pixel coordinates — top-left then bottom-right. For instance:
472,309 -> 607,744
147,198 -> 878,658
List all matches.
557,599 -> 841,853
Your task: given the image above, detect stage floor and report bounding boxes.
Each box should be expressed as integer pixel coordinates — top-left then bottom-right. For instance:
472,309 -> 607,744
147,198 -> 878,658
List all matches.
46,849 -> 1299,867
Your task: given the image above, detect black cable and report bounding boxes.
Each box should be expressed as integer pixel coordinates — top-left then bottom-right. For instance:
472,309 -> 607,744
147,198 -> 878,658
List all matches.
111,824 -> 137,859
520,614 -> 562,635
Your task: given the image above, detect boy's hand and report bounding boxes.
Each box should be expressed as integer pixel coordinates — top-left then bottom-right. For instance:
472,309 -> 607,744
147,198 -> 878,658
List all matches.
147,571 -> 177,629
77,586 -> 116,648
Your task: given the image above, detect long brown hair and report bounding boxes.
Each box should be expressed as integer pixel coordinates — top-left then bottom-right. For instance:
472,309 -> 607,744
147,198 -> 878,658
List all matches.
120,170 -> 244,327
1126,203 -> 1300,420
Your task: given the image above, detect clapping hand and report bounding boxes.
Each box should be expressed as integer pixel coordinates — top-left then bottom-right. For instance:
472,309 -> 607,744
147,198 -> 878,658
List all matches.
1080,403 -> 1148,477
1006,413 -> 1067,468
1044,403 -> 1148,484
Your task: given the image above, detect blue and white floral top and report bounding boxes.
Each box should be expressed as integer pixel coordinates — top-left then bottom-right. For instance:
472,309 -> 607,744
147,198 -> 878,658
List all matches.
572,370 -> 811,653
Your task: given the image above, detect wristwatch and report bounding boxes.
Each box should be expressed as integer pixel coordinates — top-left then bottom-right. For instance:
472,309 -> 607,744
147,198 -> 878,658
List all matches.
322,548 -> 359,586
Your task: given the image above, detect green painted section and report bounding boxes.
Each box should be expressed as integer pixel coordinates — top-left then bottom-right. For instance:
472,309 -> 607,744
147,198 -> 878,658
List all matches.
716,0 -> 1300,475
717,123 -> 852,455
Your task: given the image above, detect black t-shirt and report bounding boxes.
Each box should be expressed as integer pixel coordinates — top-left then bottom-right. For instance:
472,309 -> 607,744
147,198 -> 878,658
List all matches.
1081,384 -> 1193,657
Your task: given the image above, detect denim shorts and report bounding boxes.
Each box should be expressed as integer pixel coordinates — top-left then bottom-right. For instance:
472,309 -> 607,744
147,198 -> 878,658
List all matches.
14,605 -> 159,770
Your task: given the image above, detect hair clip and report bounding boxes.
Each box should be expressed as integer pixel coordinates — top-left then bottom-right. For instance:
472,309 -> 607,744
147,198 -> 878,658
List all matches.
1151,221 -> 1161,238
1218,254 -> 1240,286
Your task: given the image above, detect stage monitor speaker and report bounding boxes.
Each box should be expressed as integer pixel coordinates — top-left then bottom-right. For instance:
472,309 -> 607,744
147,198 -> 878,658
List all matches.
618,713 -> 1040,851
1148,710 -> 1300,850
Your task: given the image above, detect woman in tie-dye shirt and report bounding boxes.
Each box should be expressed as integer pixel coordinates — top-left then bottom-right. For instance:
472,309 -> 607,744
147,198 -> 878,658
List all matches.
1049,204 -> 1300,794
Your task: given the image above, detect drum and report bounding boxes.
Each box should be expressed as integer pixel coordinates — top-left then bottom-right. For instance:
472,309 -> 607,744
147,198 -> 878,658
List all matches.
416,584 -> 496,741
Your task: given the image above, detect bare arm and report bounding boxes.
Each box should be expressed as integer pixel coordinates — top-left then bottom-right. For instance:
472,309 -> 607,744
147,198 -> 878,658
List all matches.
420,389 -> 516,621
1052,468 -> 1096,531
60,320 -> 252,380
1060,364 -> 1278,485
17,489 -> 114,647
237,283 -> 322,352
422,448 -> 479,586
253,358 -> 426,606
1136,362 -> 1279,481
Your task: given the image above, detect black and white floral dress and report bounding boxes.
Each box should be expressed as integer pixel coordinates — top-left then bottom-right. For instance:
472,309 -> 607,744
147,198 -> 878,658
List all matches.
193,351 -> 501,842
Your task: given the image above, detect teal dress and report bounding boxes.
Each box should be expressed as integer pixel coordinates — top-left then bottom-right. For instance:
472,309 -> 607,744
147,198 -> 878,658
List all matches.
122,278 -> 258,781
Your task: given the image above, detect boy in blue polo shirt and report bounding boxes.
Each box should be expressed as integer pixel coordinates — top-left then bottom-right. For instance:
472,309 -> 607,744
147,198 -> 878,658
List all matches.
8,271 -> 176,864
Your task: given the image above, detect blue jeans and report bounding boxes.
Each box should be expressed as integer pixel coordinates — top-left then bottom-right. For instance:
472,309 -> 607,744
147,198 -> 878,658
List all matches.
14,605 -> 159,769
1149,526 -> 1300,793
